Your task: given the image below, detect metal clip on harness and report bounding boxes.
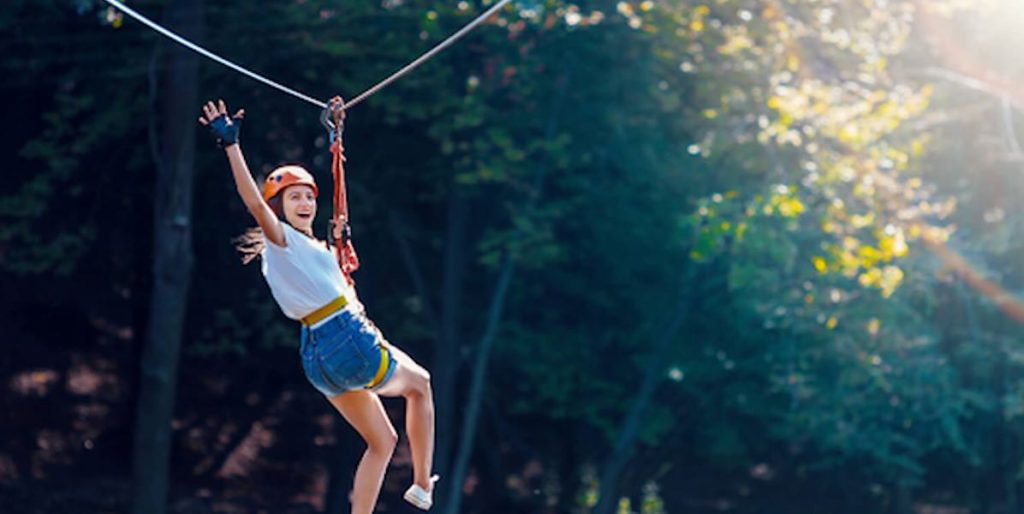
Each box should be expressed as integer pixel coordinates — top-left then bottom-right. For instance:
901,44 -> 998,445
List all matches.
321,97 -> 346,142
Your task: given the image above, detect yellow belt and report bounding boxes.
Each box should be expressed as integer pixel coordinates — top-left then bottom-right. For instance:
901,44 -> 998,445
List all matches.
301,295 -> 348,326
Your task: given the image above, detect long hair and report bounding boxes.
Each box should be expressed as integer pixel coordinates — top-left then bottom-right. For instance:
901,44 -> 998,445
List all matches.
233,195 -> 284,265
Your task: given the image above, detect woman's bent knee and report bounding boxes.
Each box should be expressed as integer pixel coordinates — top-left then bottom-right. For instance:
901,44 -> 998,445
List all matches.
406,370 -> 431,399
368,428 -> 398,455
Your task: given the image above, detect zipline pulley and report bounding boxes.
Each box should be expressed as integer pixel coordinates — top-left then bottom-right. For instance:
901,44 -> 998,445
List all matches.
321,97 -> 346,141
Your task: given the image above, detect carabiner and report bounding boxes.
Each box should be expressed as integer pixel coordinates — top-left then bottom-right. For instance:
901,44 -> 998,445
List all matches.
321,96 -> 346,142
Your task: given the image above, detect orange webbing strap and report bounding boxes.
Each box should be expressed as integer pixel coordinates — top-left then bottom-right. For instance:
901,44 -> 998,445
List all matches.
328,97 -> 359,285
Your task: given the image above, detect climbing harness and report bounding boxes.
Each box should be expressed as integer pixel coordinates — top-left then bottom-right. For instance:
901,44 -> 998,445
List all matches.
101,0 -> 513,110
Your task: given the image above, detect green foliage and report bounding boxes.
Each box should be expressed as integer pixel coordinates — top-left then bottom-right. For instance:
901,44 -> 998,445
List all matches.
191,291 -> 295,357
9,0 -> 1024,512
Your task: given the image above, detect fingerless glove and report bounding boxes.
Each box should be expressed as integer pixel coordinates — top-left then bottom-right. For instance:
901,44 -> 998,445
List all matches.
208,114 -> 241,148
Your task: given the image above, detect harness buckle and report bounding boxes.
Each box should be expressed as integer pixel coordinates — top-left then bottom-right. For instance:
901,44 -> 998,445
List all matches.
327,218 -> 352,248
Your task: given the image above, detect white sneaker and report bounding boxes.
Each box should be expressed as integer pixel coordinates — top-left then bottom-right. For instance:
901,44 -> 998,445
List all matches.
403,475 -> 440,510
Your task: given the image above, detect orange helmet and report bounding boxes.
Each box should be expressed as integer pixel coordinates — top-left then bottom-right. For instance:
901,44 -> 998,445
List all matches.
263,165 -> 319,201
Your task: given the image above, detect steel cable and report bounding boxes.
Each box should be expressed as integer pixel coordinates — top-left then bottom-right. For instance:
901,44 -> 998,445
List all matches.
102,0 -> 512,110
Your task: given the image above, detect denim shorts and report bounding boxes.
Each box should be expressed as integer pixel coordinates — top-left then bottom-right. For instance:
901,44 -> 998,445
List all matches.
300,309 -> 397,397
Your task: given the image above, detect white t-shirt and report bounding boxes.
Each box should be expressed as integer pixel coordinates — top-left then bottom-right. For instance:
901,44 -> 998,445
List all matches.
261,223 -> 361,321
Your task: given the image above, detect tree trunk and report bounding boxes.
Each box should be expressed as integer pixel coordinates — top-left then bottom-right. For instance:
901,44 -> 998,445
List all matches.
442,255 -> 517,514
388,209 -> 440,324
130,1 -> 203,513
893,482 -> 913,514
325,420 -> 361,514
592,266 -> 696,514
440,70 -> 571,514
432,188 -> 469,510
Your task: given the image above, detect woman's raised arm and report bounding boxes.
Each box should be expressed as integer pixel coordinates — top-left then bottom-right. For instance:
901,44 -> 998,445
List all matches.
199,99 -> 285,246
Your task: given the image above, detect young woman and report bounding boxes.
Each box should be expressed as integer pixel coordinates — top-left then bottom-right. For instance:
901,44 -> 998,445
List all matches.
198,99 -> 438,512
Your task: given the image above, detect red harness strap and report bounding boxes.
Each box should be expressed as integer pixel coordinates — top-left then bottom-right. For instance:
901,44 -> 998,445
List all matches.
328,98 -> 359,285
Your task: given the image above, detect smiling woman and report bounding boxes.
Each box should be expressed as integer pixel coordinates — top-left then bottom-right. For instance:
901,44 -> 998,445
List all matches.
233,165 -> 320,263
198,99 -> 438,514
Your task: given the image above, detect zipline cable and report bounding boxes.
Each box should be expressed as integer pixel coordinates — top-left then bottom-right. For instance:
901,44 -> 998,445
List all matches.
344,0 -> 512,110
102,0 -> 327,108
101,0 -> 513,110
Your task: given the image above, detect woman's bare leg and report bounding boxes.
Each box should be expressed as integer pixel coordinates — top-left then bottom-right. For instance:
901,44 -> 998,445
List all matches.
375,343 -> 435,491
328,390 -> 398,514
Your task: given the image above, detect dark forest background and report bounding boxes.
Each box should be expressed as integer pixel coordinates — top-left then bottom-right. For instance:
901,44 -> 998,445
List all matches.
3,0 -> 1024,513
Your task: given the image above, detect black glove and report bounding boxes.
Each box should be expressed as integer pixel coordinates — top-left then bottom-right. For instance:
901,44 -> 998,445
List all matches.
208,113 -> 242,148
